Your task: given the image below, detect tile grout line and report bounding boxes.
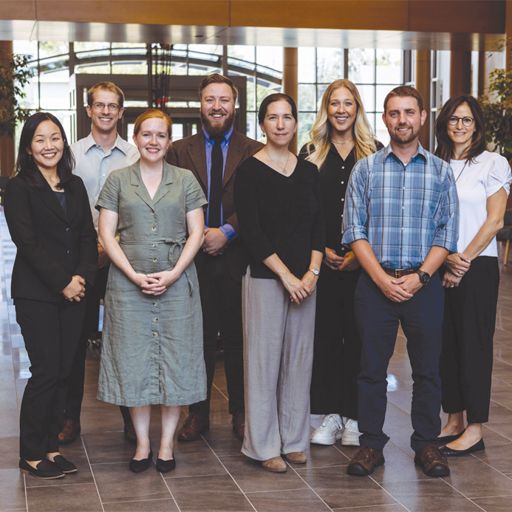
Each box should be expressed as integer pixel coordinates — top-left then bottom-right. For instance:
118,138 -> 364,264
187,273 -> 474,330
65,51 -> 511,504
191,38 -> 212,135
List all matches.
22,473 -> 28,512
436,476 -> 488,512
331,443 -> 410,512
159,473 -> 183,512
200,434 -> 258,512
283,462 -> 335,512
80,436 -> 106,512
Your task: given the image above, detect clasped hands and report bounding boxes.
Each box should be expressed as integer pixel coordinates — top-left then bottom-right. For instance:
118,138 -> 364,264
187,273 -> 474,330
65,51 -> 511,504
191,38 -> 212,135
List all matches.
442,252 -> 471,289
202,227 -> 228,256
281,270 -> 317,304
377,273 -> 423,303
324,248 -> 360,272
62,275 -> 86,302
132,269 -> 180,296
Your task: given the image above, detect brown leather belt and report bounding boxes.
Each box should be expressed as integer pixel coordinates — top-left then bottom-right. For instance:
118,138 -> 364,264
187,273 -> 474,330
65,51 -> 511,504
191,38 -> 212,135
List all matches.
382,268 -> 418,278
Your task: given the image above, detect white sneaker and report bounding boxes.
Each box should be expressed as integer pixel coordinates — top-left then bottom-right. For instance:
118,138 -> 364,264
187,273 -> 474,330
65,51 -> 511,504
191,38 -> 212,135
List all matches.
310,414 -> 343,445
341,418 -> 360,446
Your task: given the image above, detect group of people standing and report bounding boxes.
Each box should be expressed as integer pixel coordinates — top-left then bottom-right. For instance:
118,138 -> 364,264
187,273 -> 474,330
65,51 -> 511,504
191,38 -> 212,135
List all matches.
4,71 -> 510,482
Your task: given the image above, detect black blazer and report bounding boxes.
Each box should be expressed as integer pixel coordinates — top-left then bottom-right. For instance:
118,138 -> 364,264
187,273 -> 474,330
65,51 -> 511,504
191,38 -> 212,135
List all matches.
3,174 -> 98,303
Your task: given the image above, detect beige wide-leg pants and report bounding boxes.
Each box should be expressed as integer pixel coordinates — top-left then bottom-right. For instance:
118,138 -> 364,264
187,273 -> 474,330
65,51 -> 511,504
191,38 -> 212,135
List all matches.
241,273 -> 316,461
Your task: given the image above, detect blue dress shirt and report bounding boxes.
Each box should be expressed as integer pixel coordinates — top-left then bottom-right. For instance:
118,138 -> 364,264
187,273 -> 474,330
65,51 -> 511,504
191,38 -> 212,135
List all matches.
203,126 -> 236,241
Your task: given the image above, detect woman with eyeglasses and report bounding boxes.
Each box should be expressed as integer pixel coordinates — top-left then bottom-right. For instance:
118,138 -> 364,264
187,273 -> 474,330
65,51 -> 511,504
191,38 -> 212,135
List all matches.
299,79 -> 381,447
435,95 -> 511,455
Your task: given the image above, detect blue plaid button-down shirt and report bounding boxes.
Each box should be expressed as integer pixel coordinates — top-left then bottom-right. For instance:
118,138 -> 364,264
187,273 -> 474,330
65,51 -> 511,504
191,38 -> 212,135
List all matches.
342,144 -> 459,269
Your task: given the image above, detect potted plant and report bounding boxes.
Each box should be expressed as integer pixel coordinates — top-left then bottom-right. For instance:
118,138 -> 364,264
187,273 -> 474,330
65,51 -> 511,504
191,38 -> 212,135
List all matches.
0,53 -> 33,136
479,68 -> 512,159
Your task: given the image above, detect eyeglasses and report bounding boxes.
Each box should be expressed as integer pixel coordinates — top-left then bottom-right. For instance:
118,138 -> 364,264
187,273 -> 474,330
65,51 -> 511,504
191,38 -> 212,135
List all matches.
448,115 -> 474,127
91,102 -> 121,112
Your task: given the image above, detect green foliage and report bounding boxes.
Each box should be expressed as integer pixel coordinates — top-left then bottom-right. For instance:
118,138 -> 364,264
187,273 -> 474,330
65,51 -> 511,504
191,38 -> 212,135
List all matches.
479,69 -> 512,157
0,54 -> 34,136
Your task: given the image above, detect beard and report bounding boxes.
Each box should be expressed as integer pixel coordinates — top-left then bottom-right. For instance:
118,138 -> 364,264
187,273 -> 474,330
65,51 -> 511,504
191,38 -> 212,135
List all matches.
201,110 -> 235,138
389,124 -> 421,145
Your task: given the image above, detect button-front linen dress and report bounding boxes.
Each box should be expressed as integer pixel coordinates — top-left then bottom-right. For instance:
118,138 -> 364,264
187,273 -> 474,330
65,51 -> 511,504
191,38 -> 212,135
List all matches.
96,161 -> 207,406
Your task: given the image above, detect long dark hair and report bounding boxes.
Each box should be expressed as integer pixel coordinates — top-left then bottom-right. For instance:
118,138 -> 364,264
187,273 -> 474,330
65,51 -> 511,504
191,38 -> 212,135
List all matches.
435,95 -> 486,163
16,112 -> 75,189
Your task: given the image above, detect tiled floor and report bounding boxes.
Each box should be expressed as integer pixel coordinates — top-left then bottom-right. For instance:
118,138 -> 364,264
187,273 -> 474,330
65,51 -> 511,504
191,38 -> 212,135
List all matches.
1,207 -> 512,512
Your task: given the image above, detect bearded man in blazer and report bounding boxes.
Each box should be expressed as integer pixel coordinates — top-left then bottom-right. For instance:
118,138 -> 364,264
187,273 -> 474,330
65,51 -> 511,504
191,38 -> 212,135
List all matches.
168,73 -> 262,441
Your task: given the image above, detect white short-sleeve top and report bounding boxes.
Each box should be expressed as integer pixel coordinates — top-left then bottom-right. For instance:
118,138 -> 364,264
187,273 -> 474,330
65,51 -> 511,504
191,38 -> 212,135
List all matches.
451,150 -> 512,257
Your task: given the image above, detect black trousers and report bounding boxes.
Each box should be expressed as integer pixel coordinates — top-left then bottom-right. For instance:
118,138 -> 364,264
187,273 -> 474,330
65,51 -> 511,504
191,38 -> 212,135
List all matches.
190,251 -> 244,416
441,256 -> 499,424
16,298 -> 86,460
354,272 -> 444,452
63,266 -> 131,426
310,267 -> 360,419
63,266 -> 107,421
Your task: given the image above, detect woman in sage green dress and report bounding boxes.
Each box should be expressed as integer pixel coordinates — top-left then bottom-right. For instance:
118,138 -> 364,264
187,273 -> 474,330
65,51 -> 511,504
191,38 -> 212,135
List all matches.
96,109 -> 207,473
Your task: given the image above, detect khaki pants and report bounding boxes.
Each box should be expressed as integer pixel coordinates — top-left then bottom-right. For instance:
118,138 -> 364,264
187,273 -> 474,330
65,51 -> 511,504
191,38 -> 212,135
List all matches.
241,273 -> 316,461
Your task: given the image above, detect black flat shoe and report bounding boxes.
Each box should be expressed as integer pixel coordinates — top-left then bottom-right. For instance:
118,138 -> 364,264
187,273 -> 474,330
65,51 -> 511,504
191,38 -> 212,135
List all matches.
435,429 -> 465,444
156,457 -> 176,473
440,438 -> 485,456
19,459 -> 65,479
50,455 -> 77,474
129,450 -> 153,473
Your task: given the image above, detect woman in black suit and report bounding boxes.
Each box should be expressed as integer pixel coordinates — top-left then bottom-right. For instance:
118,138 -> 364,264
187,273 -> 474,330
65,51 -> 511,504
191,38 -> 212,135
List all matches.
4,112 -> 97,479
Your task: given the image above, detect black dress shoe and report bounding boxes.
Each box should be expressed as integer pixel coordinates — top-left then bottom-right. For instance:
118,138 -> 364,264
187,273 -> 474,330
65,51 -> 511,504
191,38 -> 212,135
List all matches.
156,457 -> 176,473
435,430 -> 465,444
440,438 -> 485,456
50,455 -> 77,474
19,459 -> 65,479
129,451 -> 153,473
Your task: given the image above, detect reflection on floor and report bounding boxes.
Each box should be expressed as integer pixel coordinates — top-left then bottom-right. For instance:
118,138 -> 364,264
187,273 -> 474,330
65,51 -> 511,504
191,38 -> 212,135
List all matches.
1,208 -> 512,512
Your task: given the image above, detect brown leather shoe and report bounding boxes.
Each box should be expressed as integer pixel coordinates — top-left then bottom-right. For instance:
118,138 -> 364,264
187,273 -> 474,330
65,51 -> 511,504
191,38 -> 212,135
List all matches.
283,451 -> 307,464
177,413 -> 209,442
232,411 -> 245,441
347,447 -> 384,476
261,456 -> 287,473
414,444 -> 450,477
57,418 -> 81,445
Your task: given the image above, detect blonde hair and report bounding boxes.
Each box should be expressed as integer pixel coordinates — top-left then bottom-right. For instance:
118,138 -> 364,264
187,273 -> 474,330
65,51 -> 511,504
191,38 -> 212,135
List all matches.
87,81 -> 125,108
133,109 -> 172,136
306,79 -> 377,168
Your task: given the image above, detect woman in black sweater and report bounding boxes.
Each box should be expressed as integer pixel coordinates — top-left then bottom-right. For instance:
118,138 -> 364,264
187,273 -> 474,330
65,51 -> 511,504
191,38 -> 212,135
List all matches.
234,93 -> 324,473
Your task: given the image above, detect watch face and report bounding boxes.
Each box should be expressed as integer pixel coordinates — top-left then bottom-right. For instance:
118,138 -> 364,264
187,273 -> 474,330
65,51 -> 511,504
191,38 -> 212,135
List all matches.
418,271 -> 430,284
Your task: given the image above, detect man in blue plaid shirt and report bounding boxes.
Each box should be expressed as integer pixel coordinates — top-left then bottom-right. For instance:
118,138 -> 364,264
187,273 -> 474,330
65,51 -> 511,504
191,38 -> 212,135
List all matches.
342,86 -> 458,478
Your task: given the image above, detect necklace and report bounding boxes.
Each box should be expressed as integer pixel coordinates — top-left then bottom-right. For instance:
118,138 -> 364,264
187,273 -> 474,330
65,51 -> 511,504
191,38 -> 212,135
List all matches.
454,160 -> 469,182
331,139 -> 353,146
265,149 -> 292,175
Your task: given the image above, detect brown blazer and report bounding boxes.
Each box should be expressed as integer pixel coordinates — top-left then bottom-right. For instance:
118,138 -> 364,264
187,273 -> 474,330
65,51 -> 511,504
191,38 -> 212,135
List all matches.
167,130 -> 263,233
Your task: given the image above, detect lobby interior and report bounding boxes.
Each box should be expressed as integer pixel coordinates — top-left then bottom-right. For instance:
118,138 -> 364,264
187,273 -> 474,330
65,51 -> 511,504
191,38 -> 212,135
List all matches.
1,1 -> 512,511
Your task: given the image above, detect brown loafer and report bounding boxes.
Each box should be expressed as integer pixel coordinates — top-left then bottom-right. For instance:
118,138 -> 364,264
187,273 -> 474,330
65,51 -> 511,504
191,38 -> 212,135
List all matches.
177,413 -> 209,442
232,411 -> 245,441
414,444 -> 450,477
57,418 -> 81,445
283,451 -> 307,464
347,447 -> 384,476
261,456 -> 287,473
